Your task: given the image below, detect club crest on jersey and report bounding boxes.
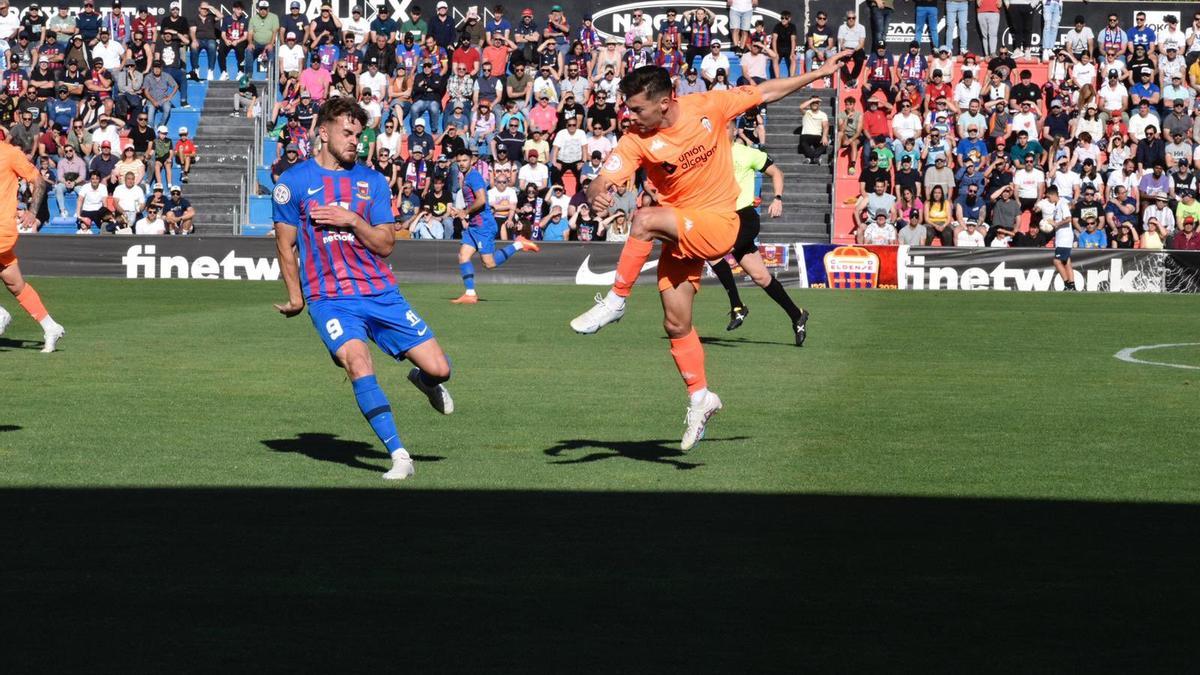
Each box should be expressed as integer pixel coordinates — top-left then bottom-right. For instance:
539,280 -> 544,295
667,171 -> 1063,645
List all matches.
604,154 -> 622,172
650,138 -> 666,151
272,182 -> 291,205
701,116 -> 712,132
355,180 -> 371,200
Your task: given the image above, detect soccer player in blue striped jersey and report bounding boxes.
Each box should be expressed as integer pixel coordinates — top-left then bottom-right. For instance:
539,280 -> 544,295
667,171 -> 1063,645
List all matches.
451,149 -> 540,304
272,97 -> 453,481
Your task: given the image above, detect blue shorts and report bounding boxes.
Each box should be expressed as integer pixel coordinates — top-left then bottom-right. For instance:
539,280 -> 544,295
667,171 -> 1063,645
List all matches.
1054,247 -> 1072,262
462,220 -> 498,255
307,291 -> 435,364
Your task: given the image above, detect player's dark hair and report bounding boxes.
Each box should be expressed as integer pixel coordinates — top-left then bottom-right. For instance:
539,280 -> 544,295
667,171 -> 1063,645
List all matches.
619,66 -> 674,101
316,96 -> 368,129
456,148 -> 472,159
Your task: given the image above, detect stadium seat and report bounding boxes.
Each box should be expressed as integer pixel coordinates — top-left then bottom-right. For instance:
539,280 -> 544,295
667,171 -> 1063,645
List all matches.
262,138 -> 279,166
241,223 -> 273,236
40,217 -> 76,234
248,195 -> 273,225
257,167 -> 274,193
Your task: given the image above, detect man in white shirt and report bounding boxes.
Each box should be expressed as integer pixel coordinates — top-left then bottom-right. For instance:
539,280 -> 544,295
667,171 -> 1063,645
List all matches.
134,205 -> 167,235
699,42 -> 730,85
1011,100 -> 1040,138
277,32 -> 304,73
359,60 -> 388,101
517,150 -> 548,190
952,71 -> 981,111
1062,16 -> 1094,56
1106,159 -> 1140,199
890,100 -> 922,141
342,6 -> 370,47
1143,193 -> 1176,233
550,117 -> 587,186
1128,102 -> 1161,142
75,172 -> 110,232
1013,155 -> 1046,209
1049,158 -> 1082,201
92,29 -> 126,77
1098,71 -> 1129,121
1159,15 -> 1187,54
112,172 -> 146,226
487,174 -> 518,224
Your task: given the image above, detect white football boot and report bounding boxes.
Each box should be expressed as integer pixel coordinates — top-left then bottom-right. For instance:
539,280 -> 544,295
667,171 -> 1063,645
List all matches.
408,367 -> 454,414
570,293 -> 626,334
680,391 -> 723,451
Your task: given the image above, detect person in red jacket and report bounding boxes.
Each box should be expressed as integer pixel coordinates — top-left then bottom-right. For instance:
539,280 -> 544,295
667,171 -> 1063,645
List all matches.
1170,217 -> 1200,249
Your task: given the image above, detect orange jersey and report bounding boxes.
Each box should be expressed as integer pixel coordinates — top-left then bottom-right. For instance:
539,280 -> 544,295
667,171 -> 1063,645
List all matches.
599,85 -> 764,213
0,140 -> 39,250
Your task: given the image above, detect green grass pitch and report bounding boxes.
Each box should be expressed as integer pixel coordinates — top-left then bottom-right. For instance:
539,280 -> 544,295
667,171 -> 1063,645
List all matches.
2,278 -> 1199,670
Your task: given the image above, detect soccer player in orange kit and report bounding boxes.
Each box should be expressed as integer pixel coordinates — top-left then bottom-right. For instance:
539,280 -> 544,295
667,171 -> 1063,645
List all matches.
570,53 -> 849,449
0,140 -> 65,353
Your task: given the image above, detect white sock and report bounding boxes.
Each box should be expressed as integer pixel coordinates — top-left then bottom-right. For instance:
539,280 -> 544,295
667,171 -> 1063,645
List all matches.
604,290 -> 625,309
689,388 -> 710,406
512,239 -> 525,250
391,448 -> 411,461
39,315 -> 58,331
465,288 -> 477,296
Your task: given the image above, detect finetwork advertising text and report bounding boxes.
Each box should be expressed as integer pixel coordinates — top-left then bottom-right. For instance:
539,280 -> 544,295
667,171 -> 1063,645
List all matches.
122,245 -> 281,281
897,248 -> 1161,292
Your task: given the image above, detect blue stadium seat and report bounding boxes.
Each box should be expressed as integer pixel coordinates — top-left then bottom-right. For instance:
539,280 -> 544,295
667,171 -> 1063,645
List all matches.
50,192 -> 77,217
257,166 -> 274,192
40,217 -> 76,234
241,223 -> 273,236
171,109 -> 200,137
262,138 -> 278,166
248,195 -> 273,225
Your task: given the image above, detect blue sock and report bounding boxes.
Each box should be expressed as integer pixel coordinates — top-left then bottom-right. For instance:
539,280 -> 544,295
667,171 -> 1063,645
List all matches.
459,261 -> 476,291
351,375 -> 404,454
492,244 -> 518,267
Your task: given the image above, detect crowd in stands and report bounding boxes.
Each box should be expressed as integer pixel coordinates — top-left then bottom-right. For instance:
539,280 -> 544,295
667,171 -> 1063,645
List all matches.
256,2 -> 821,241
2,0 -> 201,233
835,6 -> 1200,250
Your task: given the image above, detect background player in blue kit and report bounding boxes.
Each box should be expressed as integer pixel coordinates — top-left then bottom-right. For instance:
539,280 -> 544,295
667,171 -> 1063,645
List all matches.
272,97 -> 453,481
452,149 -> 540,304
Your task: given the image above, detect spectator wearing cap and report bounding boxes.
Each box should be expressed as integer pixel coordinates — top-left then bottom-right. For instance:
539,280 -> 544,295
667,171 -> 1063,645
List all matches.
518,149 -> 548,190
278,1 -> 308,44
299,57 -> 331,102
173,125 -> 195,183
1097,69 -> 1130,124
366,4 -> 395,44
544,5 -> 569,54
1130,67 -> 1162,109
189,2 -> 220,81
217,1 -> 250,81
99,1 -> 130,44
158,31 -> 190,108
1160,14 -> 1187,56
428,1 -> 455,48
400,4 -> 428,42
410,58 -> 446,133
512,8 -> 539,63
47,4 -> 78,47
147,124 -> 171,186
246,0 -> 278,76
74,1 -> 101,44
359,56 -> 388,101
52,143 -> 86,218
1176,187 -> 1200,225
342,4 -> 369,48
407,118 -> 434,157
270,142 -> 301,183
130,4 -> 156,43
231,73 -> 258,118
45,83 -> 77,130
1170,216 -> 1200,249
161,184 -> 193,234
276,30 -> 304,75
91,26 -> 124,80
159,3 -> 189,49
141,59 -> 178,127
306,3 -> 341,51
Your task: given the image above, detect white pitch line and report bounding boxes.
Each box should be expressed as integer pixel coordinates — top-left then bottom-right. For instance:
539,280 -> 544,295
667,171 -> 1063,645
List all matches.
1114,343 -> 1200,371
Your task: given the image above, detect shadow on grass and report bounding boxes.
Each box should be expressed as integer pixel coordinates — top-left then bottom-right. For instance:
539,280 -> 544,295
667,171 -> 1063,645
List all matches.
2,490 -> 1197,671
0,425 -> 19,432
262,432 -> 445,473
544,436 -> 750,470
658,335 -> 793,348
0,337 -> 40,351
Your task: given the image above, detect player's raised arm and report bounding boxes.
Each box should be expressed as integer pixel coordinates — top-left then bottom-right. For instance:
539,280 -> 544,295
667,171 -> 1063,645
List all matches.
756,50 -> 853,104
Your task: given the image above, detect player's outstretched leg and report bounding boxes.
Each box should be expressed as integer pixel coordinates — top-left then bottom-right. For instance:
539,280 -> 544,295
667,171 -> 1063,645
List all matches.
571,209 -> 674,334
406,340 -> 454,415
737,252 -> 810,346
454,243 -> 481,304
710,258 -> 749,331
1,261 -> 65,353
337,340 -> 414,480
661,282 -> 722,451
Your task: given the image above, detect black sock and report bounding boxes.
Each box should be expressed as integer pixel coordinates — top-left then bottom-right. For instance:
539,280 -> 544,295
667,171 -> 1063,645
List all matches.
764,278 -> 804,323
710,259 -> 744,310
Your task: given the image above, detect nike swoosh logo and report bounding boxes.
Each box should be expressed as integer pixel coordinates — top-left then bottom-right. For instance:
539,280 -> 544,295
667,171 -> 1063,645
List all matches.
307,186 -> 323,195
575,254 -> 659,286
417,326 -> 429,336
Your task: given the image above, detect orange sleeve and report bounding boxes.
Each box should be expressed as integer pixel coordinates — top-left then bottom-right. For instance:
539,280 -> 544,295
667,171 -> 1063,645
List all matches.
598,134 -> 643,186
698,85 -> 765,126
4,143 -> 39,182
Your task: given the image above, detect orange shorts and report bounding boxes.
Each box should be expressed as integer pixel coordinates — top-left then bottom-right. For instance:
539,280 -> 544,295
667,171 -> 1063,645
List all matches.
657,207 -> 738,292
0,244 -> 15,268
